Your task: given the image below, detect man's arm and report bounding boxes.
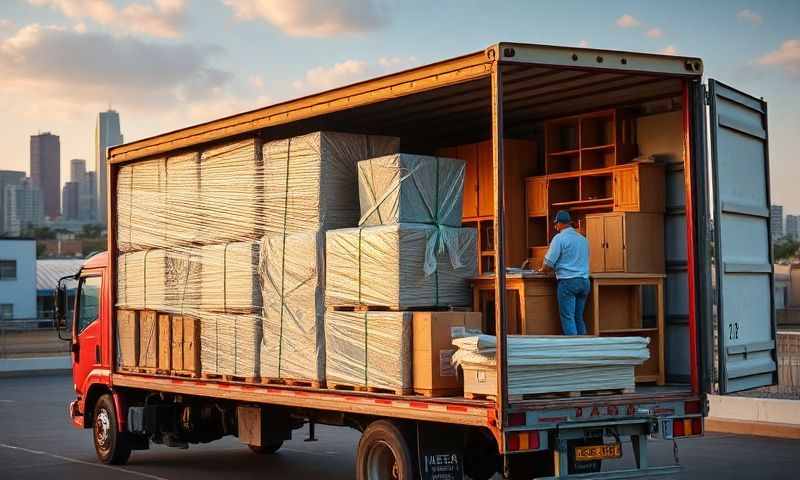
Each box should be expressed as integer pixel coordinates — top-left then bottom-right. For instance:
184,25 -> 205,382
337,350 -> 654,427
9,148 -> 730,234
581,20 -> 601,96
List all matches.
539,234 -> 561,272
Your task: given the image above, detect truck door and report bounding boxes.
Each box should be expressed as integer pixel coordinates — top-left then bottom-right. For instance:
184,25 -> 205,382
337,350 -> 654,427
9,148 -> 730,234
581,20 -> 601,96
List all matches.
72,272 -> 104,393
707,79 -> 778,393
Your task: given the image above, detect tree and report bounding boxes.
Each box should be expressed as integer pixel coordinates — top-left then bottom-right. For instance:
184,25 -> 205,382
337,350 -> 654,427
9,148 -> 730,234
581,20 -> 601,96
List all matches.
773,236 -> 800,261
78,223 -> 104,239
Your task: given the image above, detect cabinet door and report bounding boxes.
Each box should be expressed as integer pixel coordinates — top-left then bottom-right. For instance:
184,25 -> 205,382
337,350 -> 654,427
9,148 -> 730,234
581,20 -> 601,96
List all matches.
613,166 -> 640,211
526,177 -> 548,217
477,140 -> 494,217
585,215 -> 606,273
457,144 -> 479,219
603,214 -> 626,272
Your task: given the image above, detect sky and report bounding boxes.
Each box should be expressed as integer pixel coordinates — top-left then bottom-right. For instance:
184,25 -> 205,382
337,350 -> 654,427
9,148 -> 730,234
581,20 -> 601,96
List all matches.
0,0 -> 798,210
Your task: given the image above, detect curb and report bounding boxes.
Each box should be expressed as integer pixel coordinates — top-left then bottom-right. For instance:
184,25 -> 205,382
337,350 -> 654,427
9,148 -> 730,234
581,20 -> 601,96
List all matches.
707,394 -> 800,439
0,356 -> 72,378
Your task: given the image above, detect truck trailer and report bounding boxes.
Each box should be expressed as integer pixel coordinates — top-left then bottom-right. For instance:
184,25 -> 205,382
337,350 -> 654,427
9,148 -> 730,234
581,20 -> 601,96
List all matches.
55,42 -> 777,479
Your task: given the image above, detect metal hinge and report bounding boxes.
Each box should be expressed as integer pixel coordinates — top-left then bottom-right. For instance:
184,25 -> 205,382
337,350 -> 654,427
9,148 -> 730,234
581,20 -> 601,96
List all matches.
704,88 -> 710,106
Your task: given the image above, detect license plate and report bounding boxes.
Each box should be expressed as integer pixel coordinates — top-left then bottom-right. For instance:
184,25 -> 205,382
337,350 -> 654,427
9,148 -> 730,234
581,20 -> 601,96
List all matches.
574,443 -> 622,461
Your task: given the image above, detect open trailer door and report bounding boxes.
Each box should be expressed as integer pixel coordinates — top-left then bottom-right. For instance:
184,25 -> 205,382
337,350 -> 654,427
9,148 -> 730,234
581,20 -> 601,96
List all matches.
707,79 -> 778,393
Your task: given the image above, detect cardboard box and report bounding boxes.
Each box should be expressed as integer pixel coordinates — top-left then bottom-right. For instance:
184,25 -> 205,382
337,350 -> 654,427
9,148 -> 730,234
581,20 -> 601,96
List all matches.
412,311 -> 482,396
138,310 -> 158,368
116,310 -> 139,368
157,313 -> 171,371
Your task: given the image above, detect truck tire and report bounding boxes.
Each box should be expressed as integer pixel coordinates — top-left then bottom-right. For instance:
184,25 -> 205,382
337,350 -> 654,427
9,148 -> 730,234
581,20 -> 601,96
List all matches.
356,420 -> 414,480
93,394 -> 132,465
248,441 -> 283,454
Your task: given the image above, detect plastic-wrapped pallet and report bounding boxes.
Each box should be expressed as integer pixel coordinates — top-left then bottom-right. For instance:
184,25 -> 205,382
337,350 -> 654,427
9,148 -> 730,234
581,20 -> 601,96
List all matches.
165,151 -> 202,246
199,241 -> 261,312
216,313 -> 262,377
262,132 -> 400,235
326,224 -> 477,309
357,154 -> 465,227
325,311 -> 412,394
116,249 -> 201,312
200,139 -> 263,244
259,231 -> 325,385
116,158 -> 167,252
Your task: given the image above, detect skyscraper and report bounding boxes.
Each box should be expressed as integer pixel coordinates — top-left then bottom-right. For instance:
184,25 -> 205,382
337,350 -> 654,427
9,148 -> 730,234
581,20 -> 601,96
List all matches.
30,132 -> 60,220
786,215 -> 799,241
62,181 -> 80,220
70,159 -> 86,184
4,178 -> 43,236
81,171 -> 97,222
95,110 -> 123,225
0,171 -> 26,235
771,205 -> 784,240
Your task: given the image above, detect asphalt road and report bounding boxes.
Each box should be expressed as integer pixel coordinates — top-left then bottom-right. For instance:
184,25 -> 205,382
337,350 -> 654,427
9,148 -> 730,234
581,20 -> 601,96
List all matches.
1,374 -> 799,479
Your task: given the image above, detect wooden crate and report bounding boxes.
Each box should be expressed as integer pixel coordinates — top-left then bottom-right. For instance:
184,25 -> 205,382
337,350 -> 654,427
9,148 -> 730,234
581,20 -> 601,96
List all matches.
116,310 -> 139,368
158,313 -> 171,371
138,310 -> 158,369
171,315 -> 200,376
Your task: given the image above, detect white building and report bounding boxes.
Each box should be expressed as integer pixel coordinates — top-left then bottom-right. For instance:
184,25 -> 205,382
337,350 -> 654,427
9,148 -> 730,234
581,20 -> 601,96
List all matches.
771,204 -> 784,240
3,178 -> 43,237
0,238 -> 37,320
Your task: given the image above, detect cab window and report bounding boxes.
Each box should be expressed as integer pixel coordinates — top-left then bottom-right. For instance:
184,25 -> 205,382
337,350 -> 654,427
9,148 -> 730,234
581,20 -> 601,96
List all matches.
76,276 -> 102,334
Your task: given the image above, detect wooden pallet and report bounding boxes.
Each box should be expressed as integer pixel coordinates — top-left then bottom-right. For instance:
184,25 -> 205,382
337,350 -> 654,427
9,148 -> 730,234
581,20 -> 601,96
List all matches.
413,388 -> 462,398
223,375 -> 260,383
464,387 -> 635,402
328,382 -> 411,396
328,304 -> 470,313
202,373 -> 223,380
260,377 -> 324,389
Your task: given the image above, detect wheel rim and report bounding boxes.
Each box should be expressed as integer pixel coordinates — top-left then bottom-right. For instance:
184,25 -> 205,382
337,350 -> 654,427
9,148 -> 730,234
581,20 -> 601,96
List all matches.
95,407 -> 112,453
366,440 -> 400,480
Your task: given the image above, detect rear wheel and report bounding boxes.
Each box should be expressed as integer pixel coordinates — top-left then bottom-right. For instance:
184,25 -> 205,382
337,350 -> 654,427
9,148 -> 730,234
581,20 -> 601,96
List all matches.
248,441 -> 283,454
356,420 -> 414,480
93,394 -> 132,465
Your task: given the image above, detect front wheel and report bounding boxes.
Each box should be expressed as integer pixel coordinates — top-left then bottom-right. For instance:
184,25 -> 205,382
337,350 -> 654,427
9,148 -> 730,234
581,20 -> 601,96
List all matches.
93,394 -> 132,465
356,420 -> 414,480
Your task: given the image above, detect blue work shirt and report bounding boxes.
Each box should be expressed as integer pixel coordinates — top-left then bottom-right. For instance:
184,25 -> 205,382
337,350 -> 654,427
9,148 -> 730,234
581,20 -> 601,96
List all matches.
544,227 -> 589,280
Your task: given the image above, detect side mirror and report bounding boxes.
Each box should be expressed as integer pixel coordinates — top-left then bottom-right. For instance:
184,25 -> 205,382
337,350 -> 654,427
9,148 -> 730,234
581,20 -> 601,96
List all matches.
55,274 -> 75,342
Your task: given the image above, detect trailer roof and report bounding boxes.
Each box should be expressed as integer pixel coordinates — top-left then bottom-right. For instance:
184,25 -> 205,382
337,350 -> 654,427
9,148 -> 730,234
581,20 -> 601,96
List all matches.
109,42 -> 702,164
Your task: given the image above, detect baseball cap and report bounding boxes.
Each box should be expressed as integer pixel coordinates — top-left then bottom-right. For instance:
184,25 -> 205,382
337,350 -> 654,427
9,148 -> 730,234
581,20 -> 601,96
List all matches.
553,210 -> 571,224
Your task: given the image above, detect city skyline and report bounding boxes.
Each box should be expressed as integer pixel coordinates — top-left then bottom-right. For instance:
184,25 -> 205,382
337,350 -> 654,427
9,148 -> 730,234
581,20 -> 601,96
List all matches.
95,110 -> 123,225
0,1 -> 798,210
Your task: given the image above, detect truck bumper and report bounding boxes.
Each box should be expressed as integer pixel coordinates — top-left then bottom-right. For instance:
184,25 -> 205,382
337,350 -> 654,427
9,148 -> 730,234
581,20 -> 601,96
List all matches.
68,400 -> 84,428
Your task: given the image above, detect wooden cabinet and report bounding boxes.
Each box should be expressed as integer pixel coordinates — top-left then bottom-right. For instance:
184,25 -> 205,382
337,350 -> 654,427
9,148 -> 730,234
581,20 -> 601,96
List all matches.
438,139 -> 537,273
585,212 -> 664,273
525,177 -> 548,217
613,163 -> 665,212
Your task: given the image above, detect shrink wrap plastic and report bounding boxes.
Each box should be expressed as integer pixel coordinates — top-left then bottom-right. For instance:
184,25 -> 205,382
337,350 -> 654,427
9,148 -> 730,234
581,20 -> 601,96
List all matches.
357,154 -> 465,227
325,224 -> 477,309
325,311 -> 412,392
452,335 -> 649,396
115,132 -> 399,378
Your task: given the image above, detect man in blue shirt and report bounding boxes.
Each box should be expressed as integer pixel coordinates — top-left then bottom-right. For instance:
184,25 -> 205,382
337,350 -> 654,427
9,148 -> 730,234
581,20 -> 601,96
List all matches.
539,210 -> 590,335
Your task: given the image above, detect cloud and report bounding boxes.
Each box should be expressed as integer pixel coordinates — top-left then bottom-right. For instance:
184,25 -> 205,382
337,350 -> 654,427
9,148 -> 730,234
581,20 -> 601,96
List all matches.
758,39 -> 800,76
646,28 -> 663,38
27,0 -> 187,38
222,0 -> 389,37
292,56 -> 418,93
737,9 -> 763,25
0,24 -> 229,107
660,45 -> 678,55
616,14 -> 641,28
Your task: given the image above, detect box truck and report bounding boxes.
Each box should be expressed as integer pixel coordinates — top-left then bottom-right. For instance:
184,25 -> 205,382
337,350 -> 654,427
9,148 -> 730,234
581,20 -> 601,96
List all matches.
55,42 -> 777,479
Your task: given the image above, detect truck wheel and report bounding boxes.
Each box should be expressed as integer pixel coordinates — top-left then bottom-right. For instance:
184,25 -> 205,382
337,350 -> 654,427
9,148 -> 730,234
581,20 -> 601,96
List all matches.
93,394 -> 132,465
357,420 -> 414,480
248,441 -> 283,454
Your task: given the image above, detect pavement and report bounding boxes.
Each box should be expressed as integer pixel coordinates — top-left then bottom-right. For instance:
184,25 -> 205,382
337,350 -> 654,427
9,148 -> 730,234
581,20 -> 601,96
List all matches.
2,374 -> 800,479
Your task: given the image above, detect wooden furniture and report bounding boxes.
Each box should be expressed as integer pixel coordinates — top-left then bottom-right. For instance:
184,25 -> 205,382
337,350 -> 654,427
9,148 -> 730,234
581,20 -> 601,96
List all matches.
438,139 -> 538,274
470,273 -> 563,336
589,273 -> 665,385
585,212 -> 664,273
613,163 -> 665,212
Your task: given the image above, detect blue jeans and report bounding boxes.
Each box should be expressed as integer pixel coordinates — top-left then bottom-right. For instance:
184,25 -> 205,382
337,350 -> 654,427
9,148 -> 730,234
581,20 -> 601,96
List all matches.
557,277 -> 589,335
